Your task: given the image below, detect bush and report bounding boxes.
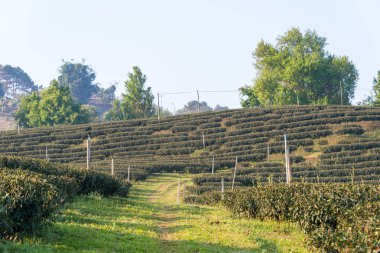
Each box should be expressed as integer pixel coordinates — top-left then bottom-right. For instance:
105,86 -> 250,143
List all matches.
0,169 -> 60,239
222,183 -> 379,252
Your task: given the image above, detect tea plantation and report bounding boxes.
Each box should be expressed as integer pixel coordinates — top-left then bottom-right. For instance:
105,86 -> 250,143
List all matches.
1,105 -> 380,252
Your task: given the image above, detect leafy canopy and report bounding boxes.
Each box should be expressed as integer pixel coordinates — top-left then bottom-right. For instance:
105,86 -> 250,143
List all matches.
105,66 -> 155,121
0,65 -> 38,99
373,71 -> 380,106
16,80 -> 90,127
241,28 -> 359,107
58,60 -> 97,104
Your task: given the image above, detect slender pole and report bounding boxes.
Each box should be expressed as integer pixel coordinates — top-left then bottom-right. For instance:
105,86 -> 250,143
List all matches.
111,158 -> 114,176
202,132 -> 205,149
86,136 -> 91,170
45,146 -> 49,162
127,164 -> 130,183
221,177 -> 225,200
284,135 -> 289,184
267,142 -> 270,161
157,92 -> 160,122
17,123 -> 20,135
340,81 -> 343,105
212,155 -> 215,174
176,179 -> 180,205
231,156 -> 238,191
197,89 -> 200,113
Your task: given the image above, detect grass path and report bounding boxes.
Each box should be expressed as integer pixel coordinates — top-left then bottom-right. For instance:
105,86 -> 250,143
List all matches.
1,174 -> 308,252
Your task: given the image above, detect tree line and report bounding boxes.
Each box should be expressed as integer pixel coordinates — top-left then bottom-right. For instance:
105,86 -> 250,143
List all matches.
1,27 -> 379,128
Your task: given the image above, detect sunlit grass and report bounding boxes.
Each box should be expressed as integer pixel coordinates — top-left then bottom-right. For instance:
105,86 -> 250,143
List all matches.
1,174 -> 309,253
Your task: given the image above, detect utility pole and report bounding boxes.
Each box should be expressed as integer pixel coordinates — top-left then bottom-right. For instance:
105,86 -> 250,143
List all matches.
157,92 -> 160,122
197,89 -> 200,113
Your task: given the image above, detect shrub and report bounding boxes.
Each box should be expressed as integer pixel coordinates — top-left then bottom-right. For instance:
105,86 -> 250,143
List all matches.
0,169 -> 60,239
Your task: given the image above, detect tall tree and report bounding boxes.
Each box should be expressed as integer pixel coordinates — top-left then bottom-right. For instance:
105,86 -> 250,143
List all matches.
122,66 -> 155,118
241,28 -> 358,107
105,66 -> 155,121
58,60 -> 97,104
0,65 -> 37,99
16,80 -> 89,127
373,71 -> 380,106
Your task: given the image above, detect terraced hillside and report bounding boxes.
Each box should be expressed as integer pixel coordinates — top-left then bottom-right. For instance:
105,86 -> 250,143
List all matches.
1,105 -> 380,184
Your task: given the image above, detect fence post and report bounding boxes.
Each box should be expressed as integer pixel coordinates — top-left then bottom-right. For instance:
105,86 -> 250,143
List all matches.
176,179 -> 180,205
202,132 -> 205,149
45,146 -> 49,162
231,156 -> 238,191
127,164 -> 130,183
211,155 -> 215,174
221,177 -> 225,200
111,158 -> 114,176
86,136 -> 91,170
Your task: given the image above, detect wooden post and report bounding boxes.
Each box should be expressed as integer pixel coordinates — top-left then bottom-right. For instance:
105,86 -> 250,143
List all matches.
221,177 -> 225,200
86,136 -> 91,170
267,142 -> 270,161
127,164 -> 130,183
176,179 -> 180,205
211,155 -> 215,174
111,158 -> 114,176
197,89 -> 200,113
340,81 -> 343,105
157,92 -> 160,122
45,146 -> 49,162
231,156 -> 238,191
202,132 -> 205,149
284,135 -> 291,184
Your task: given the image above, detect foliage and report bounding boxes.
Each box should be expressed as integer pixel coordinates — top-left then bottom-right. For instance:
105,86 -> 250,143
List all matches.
16,80 -> 90,127
93,84 -> 116,104
0,65 -> 38,99
373,71 -> 380,106
0,83 -> 4,98
241,28 -> 359,106
177,100 -> 213,114
0,169 -> 60,239
105,66 -> 155,120
58,60 -> 97,104
222,183 -> 380,252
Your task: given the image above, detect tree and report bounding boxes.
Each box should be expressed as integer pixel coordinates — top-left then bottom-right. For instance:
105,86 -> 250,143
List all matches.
177,100 -> 213,114
373,71 -> 380,106
214,104 -> 229,111
241,28 -> 359,107
0,83 -> 4,98
16,80 -> 89,127
0,65 -> 38,99
58,60 -> 97,104
105,66 -> 155,121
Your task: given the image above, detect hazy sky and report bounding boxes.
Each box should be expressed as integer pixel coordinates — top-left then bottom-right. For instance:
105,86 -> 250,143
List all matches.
1,0 -> 380,111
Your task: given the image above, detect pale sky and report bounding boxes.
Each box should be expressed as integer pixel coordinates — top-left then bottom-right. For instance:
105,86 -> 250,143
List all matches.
1,0 -> 380,111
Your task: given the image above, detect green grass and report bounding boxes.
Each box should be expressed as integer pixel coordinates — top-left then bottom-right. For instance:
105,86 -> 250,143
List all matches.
0,174 -> 309,252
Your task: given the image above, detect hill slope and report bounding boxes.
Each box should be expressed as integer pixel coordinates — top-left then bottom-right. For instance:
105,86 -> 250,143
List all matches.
0,105 -> 380,183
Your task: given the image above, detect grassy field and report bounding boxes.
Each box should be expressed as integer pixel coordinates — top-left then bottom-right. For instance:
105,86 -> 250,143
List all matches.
1,174 -> 308,253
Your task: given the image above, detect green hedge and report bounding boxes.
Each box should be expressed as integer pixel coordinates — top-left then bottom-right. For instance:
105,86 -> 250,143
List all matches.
223,184 -> 380,252
0,169 -> 60,239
